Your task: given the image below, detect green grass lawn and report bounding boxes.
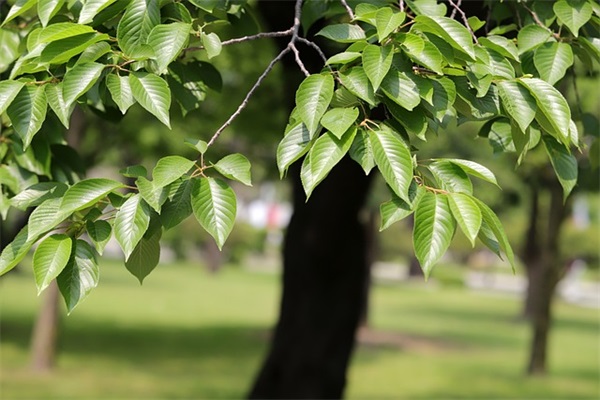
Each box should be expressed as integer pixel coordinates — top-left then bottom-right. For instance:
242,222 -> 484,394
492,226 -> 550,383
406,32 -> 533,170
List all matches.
1,260 -> 598,399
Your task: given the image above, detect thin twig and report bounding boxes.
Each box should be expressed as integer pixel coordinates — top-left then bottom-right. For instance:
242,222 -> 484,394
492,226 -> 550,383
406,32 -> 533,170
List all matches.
448,0 -> 478,43
206,47 -> 291,148
185,29 -> 293,52
450,0 -> 460,19
297,37 -> 327,64
206,0 -> 306,149
340,0 -> 355,19
399,0 -> 405,12
291,44 -> 310,77
522,3 -> 561,39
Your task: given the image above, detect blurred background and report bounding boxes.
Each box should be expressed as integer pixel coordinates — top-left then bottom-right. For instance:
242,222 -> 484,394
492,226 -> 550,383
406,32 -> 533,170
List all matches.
1,7 -> 599,399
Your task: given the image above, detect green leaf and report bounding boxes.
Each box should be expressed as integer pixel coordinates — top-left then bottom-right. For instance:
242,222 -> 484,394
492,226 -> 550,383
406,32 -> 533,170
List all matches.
124,224 -> 161,284
384,99 -> 427,140
191,177 -> 236,250
445,159 -> 499,187
447,193 -> 481,246
152,155 -> 194,188
497,80 -> 537,134
543,136 -> 578,200
375,8 -> 405,42
325,52 -> 362,65
398,33 -> 444,75
60,178 -> 124,215
38,0 -> 65,27
338,67 -> 377,106
553,0 -> 593,37
129,72 -> 171,128
300,127 -> 357,198
9,182 -> 67,210
114,193 -> 152,260
33,234 -> 73,294
37,23 -> 94,43
533,42 -> 574,85
479,36 -> 519,61
116,0 -> 160,57
472,47 -> 515,80
2,0 -> 38,26
379,182 -> 421,230
214,153 -> 252,186
276,122 -> 314,177
0,226 -> 34,276
362,44 -> 393,92
161,179 -> 193,230
184,138 -> 208,154
76,41 -> 112,65
79,0 -> 117,24
350,128 -> 376,175
517,25 -> 552,54
371,125 -> 413,203
201,31 -> 221,59
414,16 -> 475,61
136,176 -> 168,213
6,85 -> 47,149
316,24 -> 366,43
0,80 -> 24,115
405,0 -> 446,16
428,160 -> 473,194
106,74 -> 135,114
167,61 -> 220,116
320,107 -> 359,139
57,239 -> 99,313
45,83 -> 74,128
413,192 -> 455,279
473,198 -> 515,271
62,62 -> 104,107
146,22 -> 190,74
519,77 -> 571,145
381,69 -> 420,111
39,33 -> 110,65
0,29 -> 21,73
119,165 -> 147,178
86,219 -> 112,255
454,77 -> 500,120
26,197 -> 67,241
295,74 -> 334,134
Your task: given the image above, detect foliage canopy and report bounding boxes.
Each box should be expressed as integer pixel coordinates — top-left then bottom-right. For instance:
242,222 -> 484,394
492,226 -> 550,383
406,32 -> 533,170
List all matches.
0,0 -> 597,312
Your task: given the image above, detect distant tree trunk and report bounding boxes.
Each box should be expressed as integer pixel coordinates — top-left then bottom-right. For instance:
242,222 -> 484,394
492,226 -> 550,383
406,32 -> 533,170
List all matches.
28,106 -> 87,371
406,215 -> 424,278
522,178 -> 569,375
30,281 -> 61,372
522,184 -> 541,318
249,158 -> 373,399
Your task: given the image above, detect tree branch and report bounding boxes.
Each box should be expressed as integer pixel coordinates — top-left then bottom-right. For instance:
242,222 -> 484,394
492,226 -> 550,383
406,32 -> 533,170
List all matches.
340,0 -> 355,19
448,0 -> 478,44
185,29 -> 293,52
206,47 -> 291,148
206,0 -> 307,149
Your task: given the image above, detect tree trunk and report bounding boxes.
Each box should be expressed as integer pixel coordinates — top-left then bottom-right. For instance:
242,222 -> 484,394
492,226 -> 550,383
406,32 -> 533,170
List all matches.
525,180 -> 568,375
249,158 -> 373,399
522,184 -> 540,319
29,281 -> 61,372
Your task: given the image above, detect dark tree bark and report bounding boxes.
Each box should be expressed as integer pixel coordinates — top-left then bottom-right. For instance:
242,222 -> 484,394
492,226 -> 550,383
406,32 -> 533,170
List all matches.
249,2 -> 375,397
249,158 -> 373,399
